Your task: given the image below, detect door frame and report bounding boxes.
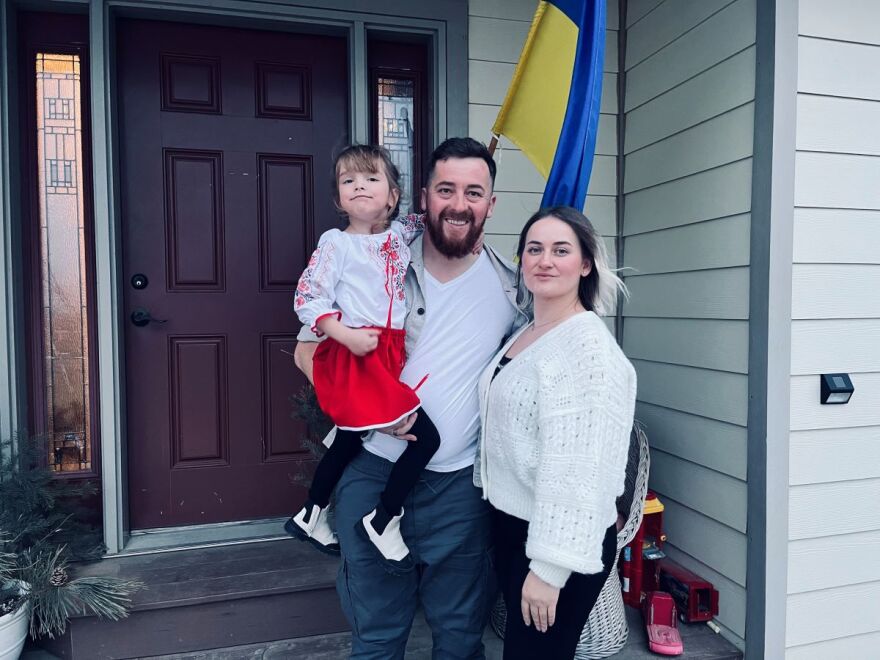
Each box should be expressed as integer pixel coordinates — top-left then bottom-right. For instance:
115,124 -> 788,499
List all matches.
87,0 -> 467,554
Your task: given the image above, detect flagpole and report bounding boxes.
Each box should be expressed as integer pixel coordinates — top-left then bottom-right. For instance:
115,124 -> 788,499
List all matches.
488,135 -> 499,157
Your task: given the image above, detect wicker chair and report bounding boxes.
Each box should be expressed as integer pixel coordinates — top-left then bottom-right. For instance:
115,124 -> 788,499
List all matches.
489,422 -> 651,659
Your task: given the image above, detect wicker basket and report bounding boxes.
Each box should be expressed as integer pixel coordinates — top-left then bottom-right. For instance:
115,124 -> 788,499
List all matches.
490,424 -> 651,659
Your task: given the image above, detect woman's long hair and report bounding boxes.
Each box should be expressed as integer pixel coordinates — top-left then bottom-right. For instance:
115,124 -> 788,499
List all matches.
515,206 -> 628,315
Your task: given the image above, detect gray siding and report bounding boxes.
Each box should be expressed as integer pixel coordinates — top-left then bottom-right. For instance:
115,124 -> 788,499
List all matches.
467,0 -> 620,266
620,0 -> 756,648
786,1 -> 880,657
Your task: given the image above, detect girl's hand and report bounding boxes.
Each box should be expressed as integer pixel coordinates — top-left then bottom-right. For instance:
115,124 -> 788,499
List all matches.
343,327 -> 381,356
521,570 -> 560,633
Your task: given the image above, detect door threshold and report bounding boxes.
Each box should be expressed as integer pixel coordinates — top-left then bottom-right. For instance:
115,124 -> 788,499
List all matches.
114,517 -> 290,556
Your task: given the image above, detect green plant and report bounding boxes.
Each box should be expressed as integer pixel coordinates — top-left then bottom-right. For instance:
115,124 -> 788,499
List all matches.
0,435 -> 142,638
291,383 -> 333,460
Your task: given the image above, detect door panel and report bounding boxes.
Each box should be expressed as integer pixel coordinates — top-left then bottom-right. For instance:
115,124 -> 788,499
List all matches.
118,19 -> 347,529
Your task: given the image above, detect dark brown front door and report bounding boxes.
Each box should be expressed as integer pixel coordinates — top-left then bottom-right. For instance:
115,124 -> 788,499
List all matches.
118,19 -> 347,529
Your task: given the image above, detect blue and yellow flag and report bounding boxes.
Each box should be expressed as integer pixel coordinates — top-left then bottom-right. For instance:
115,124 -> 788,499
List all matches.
492,0 -> 606,209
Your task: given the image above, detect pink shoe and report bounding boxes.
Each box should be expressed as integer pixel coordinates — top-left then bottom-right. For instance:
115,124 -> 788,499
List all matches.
643,591 -> 684,656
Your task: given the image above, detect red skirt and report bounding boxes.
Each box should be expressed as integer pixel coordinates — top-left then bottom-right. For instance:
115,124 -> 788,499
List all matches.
312,327 -> 421,431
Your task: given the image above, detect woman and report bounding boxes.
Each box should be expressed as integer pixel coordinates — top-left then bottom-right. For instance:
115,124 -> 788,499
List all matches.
476,206 -> 637,658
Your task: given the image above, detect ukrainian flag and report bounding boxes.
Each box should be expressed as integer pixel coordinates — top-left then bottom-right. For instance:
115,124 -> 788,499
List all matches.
492,0 -> 606,209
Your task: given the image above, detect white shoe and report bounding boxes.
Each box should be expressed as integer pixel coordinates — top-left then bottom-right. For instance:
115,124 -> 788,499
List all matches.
285,503 -> 340,555
358,508 -> 413,572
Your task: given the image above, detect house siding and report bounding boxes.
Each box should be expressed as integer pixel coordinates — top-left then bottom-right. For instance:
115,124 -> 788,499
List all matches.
620,0 -> 756,649
785,1 -> 880,657
467,0 -> 620,281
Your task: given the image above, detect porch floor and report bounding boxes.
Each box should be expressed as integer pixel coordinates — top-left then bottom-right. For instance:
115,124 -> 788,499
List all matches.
26,607 -> 740,659
133,607 -> 741,659
25,537 -> 741,659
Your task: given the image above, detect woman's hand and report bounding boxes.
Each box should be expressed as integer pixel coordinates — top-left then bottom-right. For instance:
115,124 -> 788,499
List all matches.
521,570 -> 560,633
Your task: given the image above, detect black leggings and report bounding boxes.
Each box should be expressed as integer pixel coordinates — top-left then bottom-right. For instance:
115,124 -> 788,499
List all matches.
492,507 -> 617,660
308,408 -> 440,516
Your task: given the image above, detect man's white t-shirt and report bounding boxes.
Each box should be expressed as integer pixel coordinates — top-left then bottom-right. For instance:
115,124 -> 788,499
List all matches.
364,250 -> 516,471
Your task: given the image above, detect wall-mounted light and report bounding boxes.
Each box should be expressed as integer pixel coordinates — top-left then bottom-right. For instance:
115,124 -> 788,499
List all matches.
820,373 -> 854,405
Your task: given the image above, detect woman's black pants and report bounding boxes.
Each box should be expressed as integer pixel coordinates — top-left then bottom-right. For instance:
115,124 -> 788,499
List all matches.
492,507 -> 618,660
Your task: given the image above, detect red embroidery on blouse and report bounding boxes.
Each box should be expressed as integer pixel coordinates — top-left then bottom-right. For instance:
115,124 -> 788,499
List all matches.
294,243 -> 335,312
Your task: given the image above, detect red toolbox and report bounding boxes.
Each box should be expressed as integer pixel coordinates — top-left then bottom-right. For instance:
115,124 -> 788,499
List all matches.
657,558 -> 719,623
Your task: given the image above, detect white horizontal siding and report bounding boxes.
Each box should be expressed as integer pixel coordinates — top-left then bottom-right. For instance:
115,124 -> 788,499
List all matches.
794,151 -> 880,209
788,9 -> 880,643
787,631 -> 880,660
791,264 -> 880,319
621,0 -> 755,646
788,530 -> 880,593
789,479 -> 880,541
797,95 -> 880,156
790,427 -> 880,485
798,0 -> 880,46
798,37 -> 880,101
787,581 -> 880,648
791,319 -> 880,374
793,208 -> 880,264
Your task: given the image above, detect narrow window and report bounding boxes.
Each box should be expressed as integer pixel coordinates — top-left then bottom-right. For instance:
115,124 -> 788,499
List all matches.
34,53 -> 94,473
369,39 -> 430,215
377,76 -> 416,214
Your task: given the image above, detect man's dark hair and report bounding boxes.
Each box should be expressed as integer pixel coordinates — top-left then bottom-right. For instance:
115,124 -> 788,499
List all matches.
425,137 -> 496,187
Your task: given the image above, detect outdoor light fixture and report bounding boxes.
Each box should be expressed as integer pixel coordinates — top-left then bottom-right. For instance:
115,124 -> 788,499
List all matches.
820,373 -> 854,405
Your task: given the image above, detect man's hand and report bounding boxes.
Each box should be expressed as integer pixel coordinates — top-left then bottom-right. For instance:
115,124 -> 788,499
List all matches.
472,232 -> 484,255
293,341 -> 318,385
342,327 -> 381,356
521,570 -> 560,633
376,412 -> 418,442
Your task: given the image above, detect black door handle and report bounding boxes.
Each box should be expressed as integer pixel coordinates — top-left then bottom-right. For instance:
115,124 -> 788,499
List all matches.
131,308 -> 168,327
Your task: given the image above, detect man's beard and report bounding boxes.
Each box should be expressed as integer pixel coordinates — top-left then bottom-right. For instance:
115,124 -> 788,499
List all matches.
425,208 -> 485,258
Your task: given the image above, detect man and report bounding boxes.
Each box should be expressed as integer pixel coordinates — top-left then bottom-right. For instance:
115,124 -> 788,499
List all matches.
294,137 -> 526,658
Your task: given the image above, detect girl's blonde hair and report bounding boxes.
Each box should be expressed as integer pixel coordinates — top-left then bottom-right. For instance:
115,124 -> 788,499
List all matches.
333,144 -> 403,220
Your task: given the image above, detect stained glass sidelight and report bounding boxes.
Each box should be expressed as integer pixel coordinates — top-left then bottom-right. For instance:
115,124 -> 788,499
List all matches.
35,53 -> 92,472
377,77 -> 415,214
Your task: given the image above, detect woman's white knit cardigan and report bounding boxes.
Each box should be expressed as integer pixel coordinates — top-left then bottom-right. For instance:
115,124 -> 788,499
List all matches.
475,311 -> 637,588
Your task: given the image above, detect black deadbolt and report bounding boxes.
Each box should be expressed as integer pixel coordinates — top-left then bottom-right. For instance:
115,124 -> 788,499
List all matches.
131,273 -> 149,290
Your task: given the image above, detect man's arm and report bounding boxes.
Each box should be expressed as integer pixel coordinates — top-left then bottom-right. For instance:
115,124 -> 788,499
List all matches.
293,341 -> 318,385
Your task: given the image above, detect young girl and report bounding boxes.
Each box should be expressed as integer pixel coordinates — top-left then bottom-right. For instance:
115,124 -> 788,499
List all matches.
286,145 -> 440,572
